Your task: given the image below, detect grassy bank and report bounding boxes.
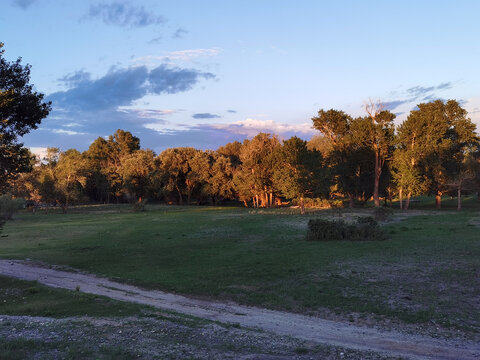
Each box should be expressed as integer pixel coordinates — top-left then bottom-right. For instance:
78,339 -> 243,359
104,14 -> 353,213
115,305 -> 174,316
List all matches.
1,202 -> 479,333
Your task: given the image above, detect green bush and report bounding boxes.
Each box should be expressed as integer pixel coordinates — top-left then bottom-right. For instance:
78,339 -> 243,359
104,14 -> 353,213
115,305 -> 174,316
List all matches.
0,194 -> 24,221
132,198 -> 148,212
373,206 -> 394,221
307,217 -> 384,241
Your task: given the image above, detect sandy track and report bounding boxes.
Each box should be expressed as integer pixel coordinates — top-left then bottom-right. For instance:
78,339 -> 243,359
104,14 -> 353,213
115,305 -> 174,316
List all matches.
0,259 -> 478,360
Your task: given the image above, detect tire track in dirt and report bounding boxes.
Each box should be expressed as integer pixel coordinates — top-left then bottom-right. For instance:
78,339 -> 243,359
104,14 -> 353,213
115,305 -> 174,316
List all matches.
0,260 -> 478,360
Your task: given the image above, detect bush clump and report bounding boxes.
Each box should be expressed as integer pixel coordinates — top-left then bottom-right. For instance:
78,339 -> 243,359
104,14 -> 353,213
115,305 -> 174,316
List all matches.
373,206 -> 394,221
132,198 -> 147,212
307,217 -> 384,241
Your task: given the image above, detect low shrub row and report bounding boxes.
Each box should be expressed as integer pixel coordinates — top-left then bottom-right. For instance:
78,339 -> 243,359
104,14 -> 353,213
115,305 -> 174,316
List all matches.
307,217 -> 384,241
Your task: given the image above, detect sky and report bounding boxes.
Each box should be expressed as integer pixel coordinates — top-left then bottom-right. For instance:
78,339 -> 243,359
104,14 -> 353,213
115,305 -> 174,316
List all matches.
2,0 -> 480,156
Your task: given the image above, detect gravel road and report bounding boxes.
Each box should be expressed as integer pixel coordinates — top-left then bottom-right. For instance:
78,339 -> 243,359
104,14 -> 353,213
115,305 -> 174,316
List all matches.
1,259 -> 478,360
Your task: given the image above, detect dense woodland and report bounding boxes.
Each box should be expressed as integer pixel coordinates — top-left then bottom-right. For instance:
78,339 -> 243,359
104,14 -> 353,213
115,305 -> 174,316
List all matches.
7,99 -> 480,213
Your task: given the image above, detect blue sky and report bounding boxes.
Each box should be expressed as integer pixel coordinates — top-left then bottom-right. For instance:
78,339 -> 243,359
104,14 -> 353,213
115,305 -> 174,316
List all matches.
2,0 -> 480,155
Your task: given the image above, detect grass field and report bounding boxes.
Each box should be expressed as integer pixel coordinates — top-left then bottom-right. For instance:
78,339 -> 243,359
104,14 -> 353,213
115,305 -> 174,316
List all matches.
1,199 -> 479,335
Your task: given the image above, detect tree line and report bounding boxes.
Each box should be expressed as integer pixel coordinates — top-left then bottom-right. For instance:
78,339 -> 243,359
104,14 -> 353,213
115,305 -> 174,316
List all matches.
8,99 -> 480,213
1,43 -> 479,212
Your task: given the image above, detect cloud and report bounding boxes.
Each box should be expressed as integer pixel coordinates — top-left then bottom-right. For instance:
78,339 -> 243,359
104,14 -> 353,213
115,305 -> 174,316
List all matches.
383,99 -> 412,111
149,65 -> 214,94
227,110 -> 237,113
28,146 -> 48,159
148,36 -> 162,45
11,0 -> 36,9
59,70 -> 91,88
52,129 -> 86,136
119,108 -> 177,118
49,64 -> 214,112
207,119 -> 314,138
84,1 -> 165,28
192,113 -> 221,119
173,28 -> 188,38
133,48 -> 220,66
384,82 -> 454,111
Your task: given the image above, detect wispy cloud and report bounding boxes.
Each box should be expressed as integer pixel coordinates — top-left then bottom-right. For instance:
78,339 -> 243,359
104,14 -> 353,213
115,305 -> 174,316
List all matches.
11,0 -> 36,10
192,113 -> 221,119
52,129 -> 86,136
84,1 -> 165,28
384,82 -> 454,111
173,27 -> 188,39
118,108 -> 177,121
133,48 -> 221,66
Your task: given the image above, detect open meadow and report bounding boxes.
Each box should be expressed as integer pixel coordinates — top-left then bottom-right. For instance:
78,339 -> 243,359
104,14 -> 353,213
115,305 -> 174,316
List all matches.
1,199 -> 479,342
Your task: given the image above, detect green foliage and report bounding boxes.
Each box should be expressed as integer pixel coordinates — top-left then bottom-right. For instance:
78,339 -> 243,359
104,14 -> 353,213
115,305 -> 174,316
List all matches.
2,205 -> 480,332
132,198 -> 148,212
0,194 -> 24,225
0,43 -> 51,189
306,217 -> 384,241
372,206 -> 394,221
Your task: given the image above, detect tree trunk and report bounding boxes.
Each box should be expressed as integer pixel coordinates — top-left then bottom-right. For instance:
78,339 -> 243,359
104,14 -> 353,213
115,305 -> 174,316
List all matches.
269,192 -> 273,208
457,185 -> 462,211
348,194 -> 354,208
300,196 -> 305,215
399,187 -> 403,210
373,151 -> 381,207
255,194 -> 259,208
435,191 -> 442,209
176,186 -> 183,205
405,192 -> 411,210
243,200 -> 248,207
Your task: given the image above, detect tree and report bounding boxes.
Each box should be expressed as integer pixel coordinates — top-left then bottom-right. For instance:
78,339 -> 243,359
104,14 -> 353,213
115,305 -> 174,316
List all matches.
158,147 -> 199,204
118,149 -> 156,203
311,109 -> 351,145
0,43 -> 51,189
311,108 -> 375,207
357,101 -> 396,207
272,137 -> 329,214
234,133 -> 280,208
397,100 -> 477,209
54,149 -> 88,212
85,130 -> 141,202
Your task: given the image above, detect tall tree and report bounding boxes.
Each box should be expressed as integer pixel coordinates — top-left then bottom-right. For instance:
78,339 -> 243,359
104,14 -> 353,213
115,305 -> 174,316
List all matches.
397,100 -> 477,209
157,147 -> 199,204
356,101 -> 396,207
54,149 -> 88,213
234,133 -> 280,208
272,137 -> 329,214
118,149 -> 156,203
0,43 -> 51,189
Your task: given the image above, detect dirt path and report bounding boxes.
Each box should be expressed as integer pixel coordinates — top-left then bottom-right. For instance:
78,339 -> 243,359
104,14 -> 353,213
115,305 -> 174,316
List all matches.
1,260 -> 478,360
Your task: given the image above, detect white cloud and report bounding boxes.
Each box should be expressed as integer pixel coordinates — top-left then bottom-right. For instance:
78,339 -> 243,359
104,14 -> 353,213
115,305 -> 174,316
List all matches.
63,122 -> 83,128
464,96 -> 480,128
211,118 -> 314,137
52,129 -> 86,136
143,122 -> 181,134
28,146 -> 48,159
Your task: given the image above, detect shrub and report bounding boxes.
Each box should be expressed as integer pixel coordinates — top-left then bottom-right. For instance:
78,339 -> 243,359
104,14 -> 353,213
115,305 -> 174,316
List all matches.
0,194 -> 24,231
0,194 -> 24,220
307,217 -> 384,241
132,198 -> 148,212
373,206 -> 394,221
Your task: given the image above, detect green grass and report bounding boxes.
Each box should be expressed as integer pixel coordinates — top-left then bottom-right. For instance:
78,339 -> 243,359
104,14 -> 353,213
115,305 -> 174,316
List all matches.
1,201 -> 479,333
0,275 -> 153,318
